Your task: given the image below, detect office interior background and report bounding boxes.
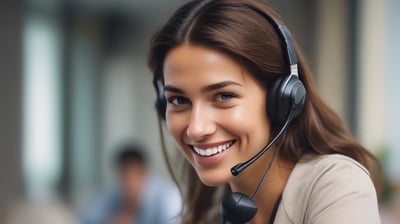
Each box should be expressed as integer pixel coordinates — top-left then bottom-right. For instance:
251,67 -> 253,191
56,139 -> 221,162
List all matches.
1,0 -> 399,223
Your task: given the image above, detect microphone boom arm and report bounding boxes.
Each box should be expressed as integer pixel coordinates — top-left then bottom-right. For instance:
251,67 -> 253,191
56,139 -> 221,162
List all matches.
231,115 -> 292,176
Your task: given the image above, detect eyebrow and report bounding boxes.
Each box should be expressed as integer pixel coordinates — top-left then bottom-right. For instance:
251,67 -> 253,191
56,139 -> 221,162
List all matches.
164,80 -> 243,94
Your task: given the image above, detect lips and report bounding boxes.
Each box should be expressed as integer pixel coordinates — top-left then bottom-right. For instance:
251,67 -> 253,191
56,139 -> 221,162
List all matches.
191,141 -> 235,157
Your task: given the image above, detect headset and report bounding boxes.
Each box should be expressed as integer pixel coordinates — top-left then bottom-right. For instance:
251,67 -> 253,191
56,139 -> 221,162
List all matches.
152,2 -> 306,224
153,9 -> 305,129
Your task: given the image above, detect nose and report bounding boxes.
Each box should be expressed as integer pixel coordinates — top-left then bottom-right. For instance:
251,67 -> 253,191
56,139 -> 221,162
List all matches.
186,104 -> 216,141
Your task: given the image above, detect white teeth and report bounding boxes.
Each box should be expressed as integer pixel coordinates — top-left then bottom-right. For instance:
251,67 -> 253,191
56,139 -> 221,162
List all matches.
212,148 -> 218,154
193,142 -> 233,157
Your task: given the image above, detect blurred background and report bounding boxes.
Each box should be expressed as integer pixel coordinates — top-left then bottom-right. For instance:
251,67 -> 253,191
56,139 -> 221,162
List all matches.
1,0 -> 399,223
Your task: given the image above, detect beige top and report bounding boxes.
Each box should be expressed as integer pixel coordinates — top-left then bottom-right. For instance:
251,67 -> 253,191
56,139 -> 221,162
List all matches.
274,154 -> 380,224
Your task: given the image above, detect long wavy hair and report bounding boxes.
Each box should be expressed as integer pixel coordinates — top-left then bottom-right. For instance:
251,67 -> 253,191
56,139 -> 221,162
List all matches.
147,0 -> 382,223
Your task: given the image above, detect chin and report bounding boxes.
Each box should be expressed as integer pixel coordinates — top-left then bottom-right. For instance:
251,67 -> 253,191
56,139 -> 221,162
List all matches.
196,169 -> 232,187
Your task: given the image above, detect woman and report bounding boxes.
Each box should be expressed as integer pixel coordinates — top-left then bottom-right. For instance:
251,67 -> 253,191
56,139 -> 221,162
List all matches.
148,0 -> 382,223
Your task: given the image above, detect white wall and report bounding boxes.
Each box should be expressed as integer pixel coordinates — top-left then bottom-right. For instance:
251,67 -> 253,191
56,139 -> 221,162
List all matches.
386,0 -> 400,182
357,0 -> 388,152
315,0 -> 350,121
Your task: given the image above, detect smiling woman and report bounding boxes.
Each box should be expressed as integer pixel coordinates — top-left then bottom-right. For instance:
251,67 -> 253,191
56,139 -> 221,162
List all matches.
148,0 -> 382,224
163,44 -> 271,188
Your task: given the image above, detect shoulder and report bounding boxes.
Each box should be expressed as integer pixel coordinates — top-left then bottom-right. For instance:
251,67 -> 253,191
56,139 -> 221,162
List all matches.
79,187 -> 121,223
293,153 -> 369,175
140,175 -> 182,223
283,154 -> 372,195
276,154 -> 380,223
295,154 -> 371,186
144,175 -> 181,197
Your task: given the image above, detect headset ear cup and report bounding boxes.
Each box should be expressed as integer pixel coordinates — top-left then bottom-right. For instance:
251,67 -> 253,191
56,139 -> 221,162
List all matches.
287,77 -> 306,119
267,77 -> 287,126
267,75 -> 306,126
155,96 -> 167,121
153,79 -> 167,121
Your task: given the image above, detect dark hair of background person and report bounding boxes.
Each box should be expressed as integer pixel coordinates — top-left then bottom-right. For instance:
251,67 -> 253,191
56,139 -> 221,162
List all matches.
147,0 -> 383,223
114,144 -> 147,169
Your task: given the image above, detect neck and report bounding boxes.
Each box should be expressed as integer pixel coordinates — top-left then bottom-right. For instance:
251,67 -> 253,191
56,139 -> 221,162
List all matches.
229,152 -> 294,224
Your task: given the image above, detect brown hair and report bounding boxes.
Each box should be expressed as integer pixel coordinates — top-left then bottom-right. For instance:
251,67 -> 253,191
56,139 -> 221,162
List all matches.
148,0 -> 382,223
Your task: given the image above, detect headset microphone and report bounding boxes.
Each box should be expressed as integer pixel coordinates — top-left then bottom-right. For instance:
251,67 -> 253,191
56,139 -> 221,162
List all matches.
231,110 -> 294,176
220,112 -> 293,224
221,72 -> 305,224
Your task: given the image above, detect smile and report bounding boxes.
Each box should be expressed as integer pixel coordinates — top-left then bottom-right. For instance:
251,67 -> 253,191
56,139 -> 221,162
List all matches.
192,141 -> 235,157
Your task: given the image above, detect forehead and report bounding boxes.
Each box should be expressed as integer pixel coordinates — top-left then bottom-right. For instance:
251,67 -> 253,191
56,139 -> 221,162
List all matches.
163,44 -> 247,85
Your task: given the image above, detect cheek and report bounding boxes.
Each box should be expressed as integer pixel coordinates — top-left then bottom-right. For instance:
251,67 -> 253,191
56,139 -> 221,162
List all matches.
166,114 -> 187,141
224,103 -> 270,138
225,105 -> 267,126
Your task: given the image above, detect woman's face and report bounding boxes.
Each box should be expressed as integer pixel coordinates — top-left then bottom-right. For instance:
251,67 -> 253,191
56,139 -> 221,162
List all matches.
163,44 -> 271,186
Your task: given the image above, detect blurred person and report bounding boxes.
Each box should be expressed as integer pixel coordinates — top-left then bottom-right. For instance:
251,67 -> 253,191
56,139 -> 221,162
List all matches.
148,0 -> 382,223
80,143 -> 181,224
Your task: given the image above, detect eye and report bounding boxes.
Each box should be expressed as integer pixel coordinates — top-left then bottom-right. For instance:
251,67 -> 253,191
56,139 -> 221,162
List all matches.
215,92 -> 236,101
167,96 -> 190,106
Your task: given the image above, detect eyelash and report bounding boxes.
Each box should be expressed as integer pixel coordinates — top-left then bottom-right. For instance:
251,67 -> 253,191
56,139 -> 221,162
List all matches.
215,92 -> 237,102
167,96 -> 190,106
166,92 -> 238,106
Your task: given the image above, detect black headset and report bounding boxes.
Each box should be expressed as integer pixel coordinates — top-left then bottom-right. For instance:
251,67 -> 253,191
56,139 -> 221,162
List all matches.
153,5 -> 306,128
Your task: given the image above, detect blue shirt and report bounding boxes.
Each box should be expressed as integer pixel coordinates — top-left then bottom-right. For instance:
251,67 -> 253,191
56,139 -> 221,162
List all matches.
80,176 -> 182,224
